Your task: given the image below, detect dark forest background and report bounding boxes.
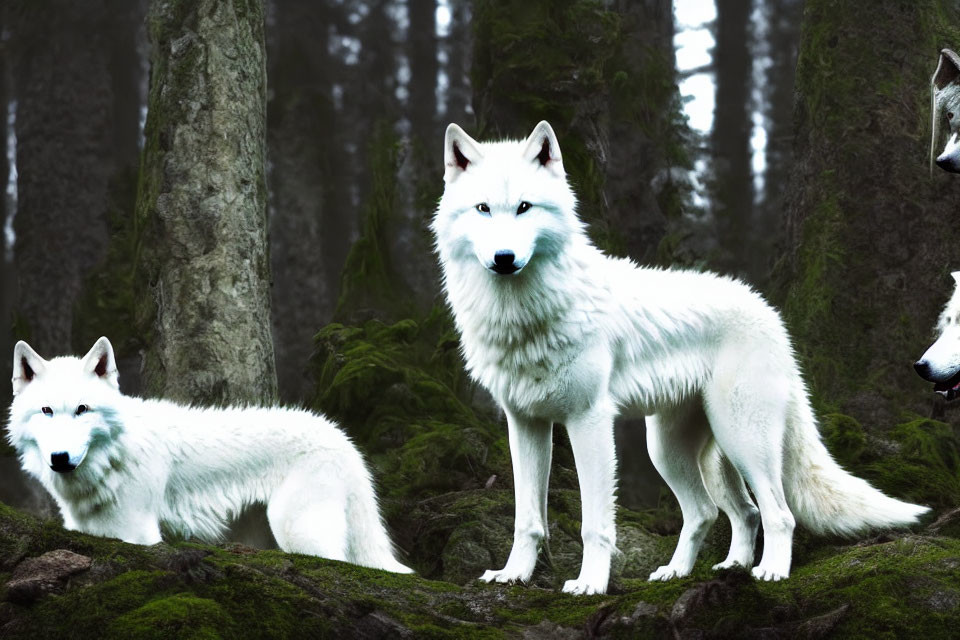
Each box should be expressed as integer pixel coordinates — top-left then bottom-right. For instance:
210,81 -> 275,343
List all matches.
1,1 -> 960,636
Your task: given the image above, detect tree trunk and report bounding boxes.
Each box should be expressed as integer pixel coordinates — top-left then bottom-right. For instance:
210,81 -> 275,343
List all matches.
779,0 -> 960,428
267,0 -> 349,402
753,0 -> 802,281
711,0 -> 754,279
444,0 -> 473,126
10,0 -> 116,357
137,0 -> 277,405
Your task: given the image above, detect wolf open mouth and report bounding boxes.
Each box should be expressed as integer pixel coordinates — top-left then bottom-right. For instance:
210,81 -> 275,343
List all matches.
933,369 -> 960,401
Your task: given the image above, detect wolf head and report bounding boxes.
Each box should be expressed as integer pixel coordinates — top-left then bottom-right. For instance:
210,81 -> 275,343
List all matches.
432,121 -> 580,276
8,337 -> 121,475
930,49 -> 960,173
915,272 -> 960,399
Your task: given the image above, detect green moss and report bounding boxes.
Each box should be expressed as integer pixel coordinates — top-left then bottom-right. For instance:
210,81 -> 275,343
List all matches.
108,593 -> 234,639
310,318 -> 508,506
821,412 -> 869,465
334,124 -> 413,320
817,414 -> 960,509
862,418 -> 960,508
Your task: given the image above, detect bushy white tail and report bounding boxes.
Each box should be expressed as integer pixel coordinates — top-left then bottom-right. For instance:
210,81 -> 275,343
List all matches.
783,391 -> 930,536
346,473 -> 414,574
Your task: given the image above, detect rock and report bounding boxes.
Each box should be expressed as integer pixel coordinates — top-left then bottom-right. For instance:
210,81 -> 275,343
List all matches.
5,549 -> 92,603
522,620 -> 583,640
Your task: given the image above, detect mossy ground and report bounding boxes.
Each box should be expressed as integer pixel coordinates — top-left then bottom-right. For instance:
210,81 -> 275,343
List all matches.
1,499 -> 957,638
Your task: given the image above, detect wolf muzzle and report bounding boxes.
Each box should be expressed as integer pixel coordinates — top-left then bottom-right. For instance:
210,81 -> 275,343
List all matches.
50,451 -> 77,473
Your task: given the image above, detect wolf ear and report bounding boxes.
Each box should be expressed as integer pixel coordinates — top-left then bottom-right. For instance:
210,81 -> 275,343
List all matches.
81,336 -> 119,390
12,341 -> 47,396
444,123 -> 483,183
952,271 -> 960,285
933,49 -> 960,91
522,121 -> 563,175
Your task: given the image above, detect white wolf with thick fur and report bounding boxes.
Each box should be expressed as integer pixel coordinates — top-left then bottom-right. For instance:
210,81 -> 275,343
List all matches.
915,271 -> 960,398
6,337 -> 412,574
432,120 -> 929,595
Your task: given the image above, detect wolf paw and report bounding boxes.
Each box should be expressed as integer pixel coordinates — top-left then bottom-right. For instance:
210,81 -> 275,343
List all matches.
479,568 -> 528,584
562,578 -> 605,595
648,565 -> 688,581
751,566 -> 787,581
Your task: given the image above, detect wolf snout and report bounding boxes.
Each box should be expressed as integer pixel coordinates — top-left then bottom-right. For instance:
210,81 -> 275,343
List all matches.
936,154 -> 960,173
914,359 -> 934,380
492,251 -> 519,274
50,451 -> 77,473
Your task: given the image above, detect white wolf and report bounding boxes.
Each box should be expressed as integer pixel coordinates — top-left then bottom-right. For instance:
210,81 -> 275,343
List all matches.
432,120 -> 929,595
6,336 -> 412,574
915,271 -> 960,398
930,48 -> 960,173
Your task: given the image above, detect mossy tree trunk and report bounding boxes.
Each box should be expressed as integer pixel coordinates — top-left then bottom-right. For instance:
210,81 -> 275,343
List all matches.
137,0 -> 277,405
9,0 -> 137,357
779,1 -> 960,428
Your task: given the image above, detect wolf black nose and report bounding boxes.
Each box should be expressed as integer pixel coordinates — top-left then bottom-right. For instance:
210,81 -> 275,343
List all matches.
936,156 -> 960,172
914,360 -> 932,379
50,452 -> 75,473
492,251 -> 518,274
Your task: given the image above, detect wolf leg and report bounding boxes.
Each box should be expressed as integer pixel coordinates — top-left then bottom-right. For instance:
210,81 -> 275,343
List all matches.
646,403 -> 718,581
562,404 -> 617,595
480,410 -> 552,585
699,438 -> 760,571
705,372 -> 795,581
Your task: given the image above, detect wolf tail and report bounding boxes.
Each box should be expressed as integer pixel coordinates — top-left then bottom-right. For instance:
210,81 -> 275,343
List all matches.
346,458 -> 415,574
782,384 -> 930,536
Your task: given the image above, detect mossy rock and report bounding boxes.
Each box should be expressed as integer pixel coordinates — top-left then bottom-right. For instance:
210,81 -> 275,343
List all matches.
3,500 -> 960,637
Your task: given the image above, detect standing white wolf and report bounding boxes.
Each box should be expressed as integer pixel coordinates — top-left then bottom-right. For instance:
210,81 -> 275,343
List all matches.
6,336 -> 412,574
432,120 -> 929,595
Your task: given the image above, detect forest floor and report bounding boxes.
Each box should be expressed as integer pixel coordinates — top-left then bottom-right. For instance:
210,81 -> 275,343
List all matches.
1,500 -> 958,639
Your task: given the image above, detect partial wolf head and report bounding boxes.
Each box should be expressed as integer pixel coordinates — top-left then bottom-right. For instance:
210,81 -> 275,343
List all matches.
930,49 -> 960,173
432,121 -> 580,276
915,272 -> 960,399
8,337 -> 121,475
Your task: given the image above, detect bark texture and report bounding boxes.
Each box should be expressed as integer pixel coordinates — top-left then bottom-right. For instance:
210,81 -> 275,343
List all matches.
779,1 -> 960,427
138,0 -> 276,405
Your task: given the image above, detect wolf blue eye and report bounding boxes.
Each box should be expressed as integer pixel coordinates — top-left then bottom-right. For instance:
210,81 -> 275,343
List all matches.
41,407 -> 53,417
75,404 -> 89,416
476,203 -> 490,214
517,201 -> 531,214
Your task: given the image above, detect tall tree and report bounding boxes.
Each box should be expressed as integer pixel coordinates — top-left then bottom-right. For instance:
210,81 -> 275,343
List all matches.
267,0 -> 350,402
408,0 -> 438,144
752,0 -> 802,280
779,1 -> 960,429
9,1 -> 121,356
710,0 -> 754,279
137,0 -> 277,405
443,0 -> 473,126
